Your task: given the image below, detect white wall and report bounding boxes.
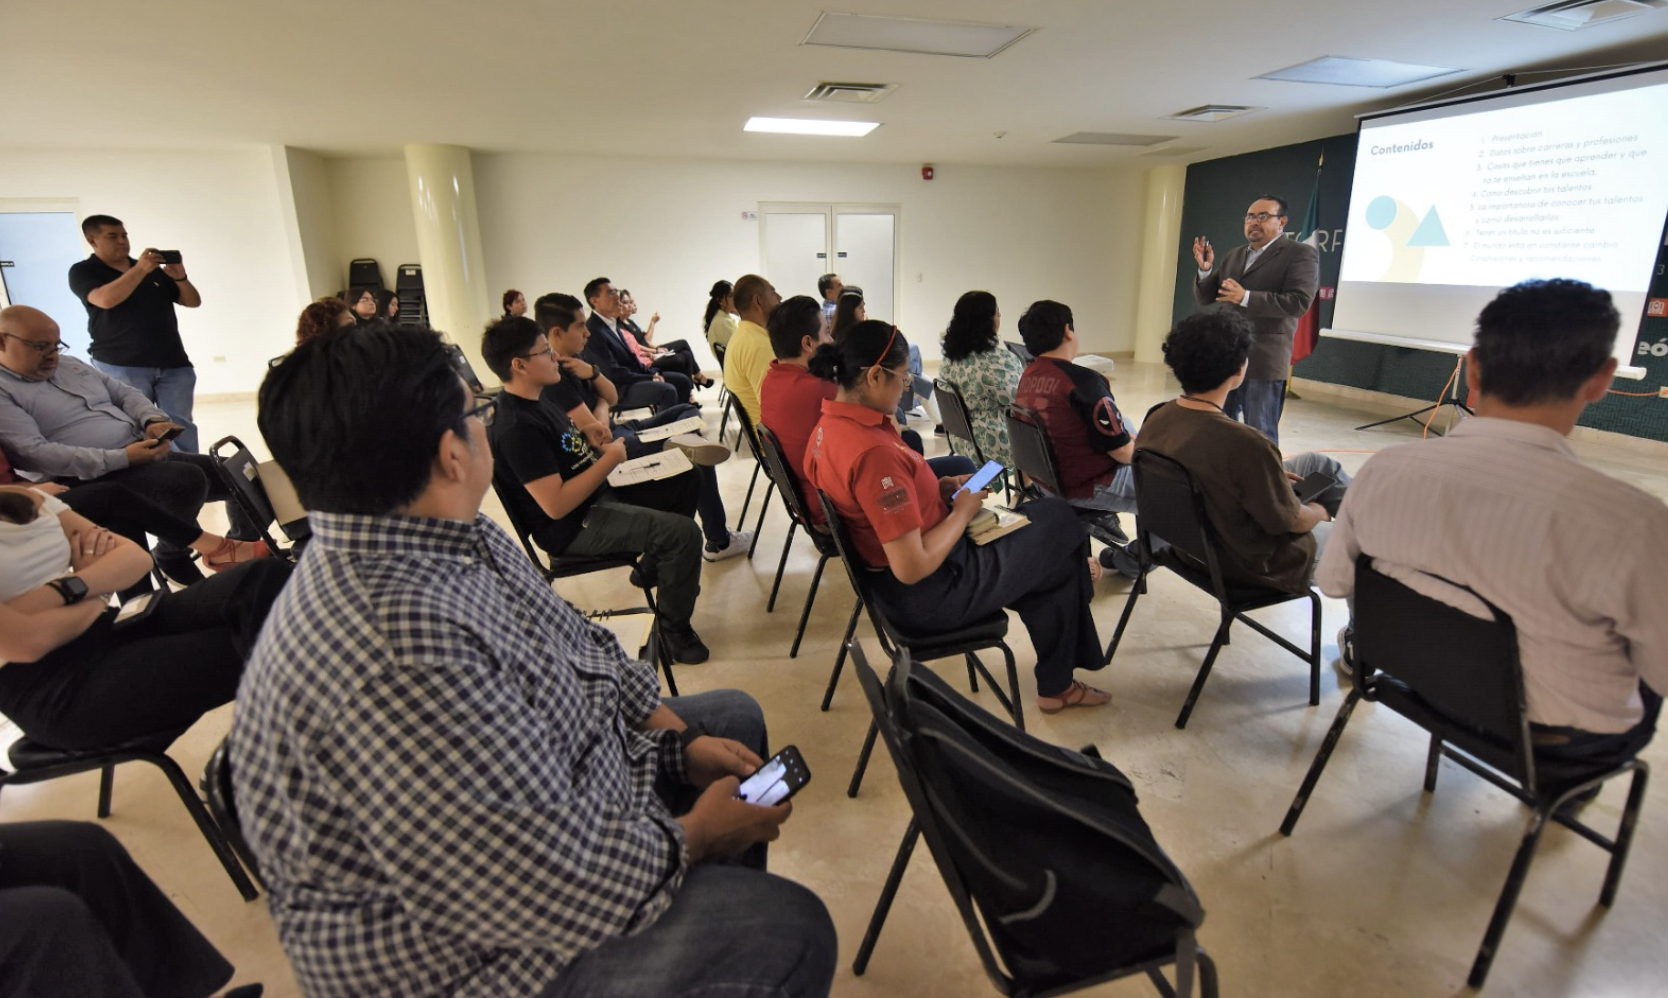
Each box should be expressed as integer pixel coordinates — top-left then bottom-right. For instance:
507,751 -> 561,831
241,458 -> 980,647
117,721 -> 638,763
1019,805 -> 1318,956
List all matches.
0,147 -> 306,398
325,158 -> 419,294
472,154 -> 1143,368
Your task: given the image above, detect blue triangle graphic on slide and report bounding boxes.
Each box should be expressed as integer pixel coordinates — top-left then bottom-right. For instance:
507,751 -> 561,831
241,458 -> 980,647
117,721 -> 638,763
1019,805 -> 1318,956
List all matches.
1408,206 -> 1449,247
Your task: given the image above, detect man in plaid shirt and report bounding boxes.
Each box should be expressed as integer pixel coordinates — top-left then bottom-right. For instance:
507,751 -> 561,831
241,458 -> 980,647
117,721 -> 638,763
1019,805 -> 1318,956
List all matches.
230,325 -> 835,998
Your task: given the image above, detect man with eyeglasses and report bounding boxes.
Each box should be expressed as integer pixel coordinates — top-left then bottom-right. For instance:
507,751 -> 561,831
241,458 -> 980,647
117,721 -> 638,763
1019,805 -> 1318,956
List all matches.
235,323 -> 835,998
67,214 -> 203,452
1190,194 -> 1319,445
0,304 -> 253,583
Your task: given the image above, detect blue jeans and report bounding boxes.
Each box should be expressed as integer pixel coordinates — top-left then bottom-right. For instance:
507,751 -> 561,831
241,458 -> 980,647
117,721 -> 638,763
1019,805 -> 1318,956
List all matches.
91,362 -> 199,453
1224,377 -> 1285,446
894,344 -> 935,422
542,689 -> 838,998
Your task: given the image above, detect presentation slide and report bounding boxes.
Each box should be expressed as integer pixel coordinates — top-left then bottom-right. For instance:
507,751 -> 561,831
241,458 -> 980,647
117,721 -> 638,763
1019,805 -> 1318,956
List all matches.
1330,65 -> 1668,372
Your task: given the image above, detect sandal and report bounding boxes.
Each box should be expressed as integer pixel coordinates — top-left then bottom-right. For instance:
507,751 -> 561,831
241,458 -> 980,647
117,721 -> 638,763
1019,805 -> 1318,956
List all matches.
203,537 -> 272,572
1036,680 -> 1112,714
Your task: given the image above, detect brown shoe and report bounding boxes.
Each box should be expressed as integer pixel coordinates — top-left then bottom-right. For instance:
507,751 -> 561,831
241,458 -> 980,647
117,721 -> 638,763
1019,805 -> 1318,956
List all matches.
1036,680 -> 1112,714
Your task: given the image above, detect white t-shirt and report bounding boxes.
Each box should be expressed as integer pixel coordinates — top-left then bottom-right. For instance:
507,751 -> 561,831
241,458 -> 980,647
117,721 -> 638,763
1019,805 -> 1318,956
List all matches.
0,492 -> 71,602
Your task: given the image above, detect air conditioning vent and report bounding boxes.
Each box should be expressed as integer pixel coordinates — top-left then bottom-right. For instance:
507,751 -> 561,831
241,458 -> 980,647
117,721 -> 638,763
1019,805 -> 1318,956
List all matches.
803,82 -> 897,104
1051,132 -> 1178,146
1163,104 -> 1263,122
1139,145 -> 1212,158
1501,0 -> 1667,30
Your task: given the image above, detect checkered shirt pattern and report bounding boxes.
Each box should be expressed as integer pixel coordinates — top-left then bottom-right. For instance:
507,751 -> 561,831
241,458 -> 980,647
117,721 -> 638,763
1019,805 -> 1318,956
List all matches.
229,510 -> 689,998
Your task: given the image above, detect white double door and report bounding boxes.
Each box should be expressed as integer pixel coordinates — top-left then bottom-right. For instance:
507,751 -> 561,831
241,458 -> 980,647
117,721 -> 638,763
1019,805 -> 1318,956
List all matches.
0,204 -> 92,356
759,203 -> 898,324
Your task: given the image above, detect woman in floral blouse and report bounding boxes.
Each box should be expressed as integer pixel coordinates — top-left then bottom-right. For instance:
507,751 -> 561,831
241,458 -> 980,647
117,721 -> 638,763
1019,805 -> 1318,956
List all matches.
938,291 -> 1023,467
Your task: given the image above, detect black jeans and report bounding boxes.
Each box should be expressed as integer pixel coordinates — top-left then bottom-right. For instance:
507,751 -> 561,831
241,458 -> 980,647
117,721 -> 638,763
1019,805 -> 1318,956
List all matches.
0,558 -> 291,750
0,821 -> 235,998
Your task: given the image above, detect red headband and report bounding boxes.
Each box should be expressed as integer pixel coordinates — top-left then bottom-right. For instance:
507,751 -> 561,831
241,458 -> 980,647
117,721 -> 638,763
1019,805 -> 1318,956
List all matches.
871,325 -> 899,369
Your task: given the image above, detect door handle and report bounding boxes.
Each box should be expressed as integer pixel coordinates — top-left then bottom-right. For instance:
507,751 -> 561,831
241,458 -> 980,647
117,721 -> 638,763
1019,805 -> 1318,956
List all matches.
816,252 -> 827,259
837,252 -> 848,258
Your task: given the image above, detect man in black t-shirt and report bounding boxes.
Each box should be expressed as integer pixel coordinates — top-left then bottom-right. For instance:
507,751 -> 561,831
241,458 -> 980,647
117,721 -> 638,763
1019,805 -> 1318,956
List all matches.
483,316 -> 714,664
66,215 -> 202,452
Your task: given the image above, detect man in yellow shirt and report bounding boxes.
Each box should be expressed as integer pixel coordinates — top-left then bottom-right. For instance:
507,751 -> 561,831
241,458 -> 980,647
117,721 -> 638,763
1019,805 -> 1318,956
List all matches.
722,274 -> 781,428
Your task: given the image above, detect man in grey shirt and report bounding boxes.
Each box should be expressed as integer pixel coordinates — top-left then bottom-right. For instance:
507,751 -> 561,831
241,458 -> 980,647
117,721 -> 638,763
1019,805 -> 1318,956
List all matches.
0,305 -> 250,581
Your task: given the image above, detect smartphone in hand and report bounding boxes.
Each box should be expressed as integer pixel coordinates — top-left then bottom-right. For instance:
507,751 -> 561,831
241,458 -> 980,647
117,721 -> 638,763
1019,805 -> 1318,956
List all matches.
1292,471 -> 1335,504
953,459 -> 1005,498
736,746 -> 811,806
156,425 -> 186,443
157,250 -> 183,265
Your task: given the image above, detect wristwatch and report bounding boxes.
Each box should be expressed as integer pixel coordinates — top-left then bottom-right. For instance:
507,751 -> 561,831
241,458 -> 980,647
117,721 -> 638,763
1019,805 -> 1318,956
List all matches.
47,576 -> 89,605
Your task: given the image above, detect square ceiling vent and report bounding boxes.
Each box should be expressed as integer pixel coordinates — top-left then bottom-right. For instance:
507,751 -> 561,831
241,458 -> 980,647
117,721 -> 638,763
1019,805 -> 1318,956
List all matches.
1501,0 -> 1667,29
803,12 -> 1034,58
1258,56 -> 1462,88
803,82 -> 897,104
1052,132 -> 1178,146
1163,105 -> 1263,122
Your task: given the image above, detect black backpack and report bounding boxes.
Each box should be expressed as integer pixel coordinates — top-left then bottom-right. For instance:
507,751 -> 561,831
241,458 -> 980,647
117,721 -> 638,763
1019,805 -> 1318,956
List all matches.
875,654 -> 1210,992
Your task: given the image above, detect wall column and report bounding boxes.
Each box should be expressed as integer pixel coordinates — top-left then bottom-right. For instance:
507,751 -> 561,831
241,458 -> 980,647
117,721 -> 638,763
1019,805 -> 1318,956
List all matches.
1131,164 -> 1186,365
404,144 -> 492,379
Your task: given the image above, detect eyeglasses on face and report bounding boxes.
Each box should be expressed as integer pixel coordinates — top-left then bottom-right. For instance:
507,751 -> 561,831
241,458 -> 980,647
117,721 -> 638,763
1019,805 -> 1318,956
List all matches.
1244,212 -> 1283,223
1,333 -> 68,354
518,346 -> 554,361
465,396 -> 499,427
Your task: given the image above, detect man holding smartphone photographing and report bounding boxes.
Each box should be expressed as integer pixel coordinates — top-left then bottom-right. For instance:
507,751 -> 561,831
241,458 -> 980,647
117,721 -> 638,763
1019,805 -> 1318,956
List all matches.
68,214 -> 202,452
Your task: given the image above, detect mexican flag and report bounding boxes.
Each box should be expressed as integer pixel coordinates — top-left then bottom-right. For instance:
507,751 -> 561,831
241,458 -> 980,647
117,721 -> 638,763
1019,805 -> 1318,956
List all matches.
1291,153 -> 1325,364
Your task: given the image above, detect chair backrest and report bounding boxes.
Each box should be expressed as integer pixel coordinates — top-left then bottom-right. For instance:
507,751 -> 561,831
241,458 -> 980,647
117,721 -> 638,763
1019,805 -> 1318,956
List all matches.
1003,340 -> 1034,364
1353,554 -> 1533,785
1128,449 -> 1231,593
933,379 -> 985,463
1004,402 -> 1064,496
732,394 -> 766,463
852,642 -> 1208,995
348,258 -> 383,294
443,343 -> 487,395
488,474 -> 560,580
817,491 -> 901,658
395,263 -> 424,293
208,436 -> 306,553
204,738 -> 263,885
756,425 -> 818,532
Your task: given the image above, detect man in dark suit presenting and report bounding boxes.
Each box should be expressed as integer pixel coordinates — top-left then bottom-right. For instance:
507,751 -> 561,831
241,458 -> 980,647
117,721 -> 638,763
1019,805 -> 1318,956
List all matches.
1191,195 -> 1318,444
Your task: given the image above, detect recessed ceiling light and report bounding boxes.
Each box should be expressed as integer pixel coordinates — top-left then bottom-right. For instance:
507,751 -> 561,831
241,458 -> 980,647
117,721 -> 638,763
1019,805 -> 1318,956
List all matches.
802,12 -> 1034,59
1258,56 -> 1463,88
744,117 -> 880,137
1138,145 -> 1212,158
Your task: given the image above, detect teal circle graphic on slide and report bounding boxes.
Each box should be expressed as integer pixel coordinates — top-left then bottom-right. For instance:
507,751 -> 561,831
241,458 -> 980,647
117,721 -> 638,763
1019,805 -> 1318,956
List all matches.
1366,196 -> 1397,230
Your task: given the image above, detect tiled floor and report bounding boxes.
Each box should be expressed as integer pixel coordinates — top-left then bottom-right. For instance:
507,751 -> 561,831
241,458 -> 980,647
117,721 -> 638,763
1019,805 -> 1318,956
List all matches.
5,360 -> 1666,997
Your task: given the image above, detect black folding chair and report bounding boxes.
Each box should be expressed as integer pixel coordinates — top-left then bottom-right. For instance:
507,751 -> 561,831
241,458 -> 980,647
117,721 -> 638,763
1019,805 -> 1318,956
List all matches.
754,426 -> 840,657
1,729 -> 259,901
209,436 -> 309,557
1004,403 -> 1127,548
1281,555 -> 1651,988
817,492 -> 1022,797
713,342 -> 738,445
443,342 -> 492,399
729,402 -> 775,558
935,378 -> 1012,503
489,479 -> 677,696
1102,449 -> 1320,729
203,737 -> 265,890
850,643 -> 1219,997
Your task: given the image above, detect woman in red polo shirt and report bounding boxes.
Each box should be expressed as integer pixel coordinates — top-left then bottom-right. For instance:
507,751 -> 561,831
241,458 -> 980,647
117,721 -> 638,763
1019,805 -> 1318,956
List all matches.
803,320 -> 1111,713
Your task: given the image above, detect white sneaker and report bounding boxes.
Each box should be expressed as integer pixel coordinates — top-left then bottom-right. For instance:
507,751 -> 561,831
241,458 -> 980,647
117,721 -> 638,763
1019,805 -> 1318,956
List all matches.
704,530 -> 753,561
666,434 -> 731,467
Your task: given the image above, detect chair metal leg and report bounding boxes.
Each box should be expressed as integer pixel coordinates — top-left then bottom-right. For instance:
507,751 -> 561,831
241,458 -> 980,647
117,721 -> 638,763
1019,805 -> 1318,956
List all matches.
1103,572 -> 1147,665
737,461 -> 763,529
747,481 -> 775,558
1175,620 -> 1232,729
1423,735 -> 1443,792
820,601 -> 863,711
964,652 -> 979,694
718,394 -> 735,447
646,627 -> 678,698
1600,763 -> 1650,906
97,764 -> 115,818
1307,590 -> 1322,706
1001,645 -> 1023,733
788,555 -> 828,658
1280,688 -> 1362,835
766,521 -> 798,612
1468,805 -> 1555,988
848,721 -> 880,798
148,754 -> 261,902
853,819 -> 921,976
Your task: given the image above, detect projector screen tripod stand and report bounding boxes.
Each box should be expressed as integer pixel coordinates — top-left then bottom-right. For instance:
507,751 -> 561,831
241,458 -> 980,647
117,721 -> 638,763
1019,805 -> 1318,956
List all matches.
1354,353 -> 1473,437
